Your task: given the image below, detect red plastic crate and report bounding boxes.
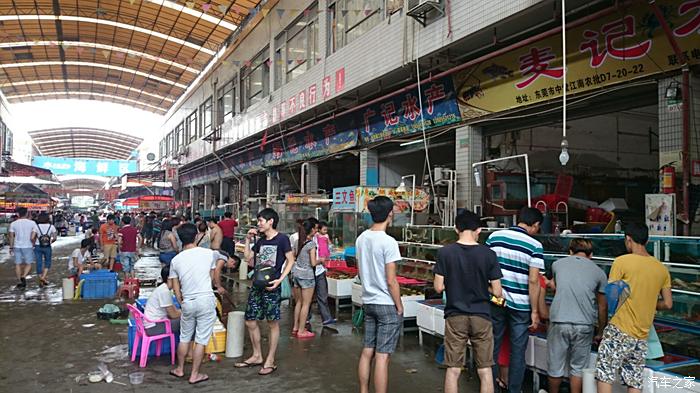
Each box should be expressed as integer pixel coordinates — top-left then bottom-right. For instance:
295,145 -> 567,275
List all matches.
325,259 -> 347,269
329,266 -> 358,275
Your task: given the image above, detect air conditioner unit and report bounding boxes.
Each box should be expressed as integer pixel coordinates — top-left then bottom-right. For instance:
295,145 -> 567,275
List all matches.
407,0 -> 444,27
178,146 -> 190,157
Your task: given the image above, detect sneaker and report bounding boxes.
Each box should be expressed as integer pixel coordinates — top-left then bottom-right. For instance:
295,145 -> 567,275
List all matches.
322,319 -> 337,326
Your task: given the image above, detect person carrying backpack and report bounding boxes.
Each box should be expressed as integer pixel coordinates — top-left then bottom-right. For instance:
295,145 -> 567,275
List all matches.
35,212 -> 57,287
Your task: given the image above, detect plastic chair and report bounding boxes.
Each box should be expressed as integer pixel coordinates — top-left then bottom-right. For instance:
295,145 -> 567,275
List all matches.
119,278 -> 140,300
126,304 -> 175,368
534,174 -> 574,212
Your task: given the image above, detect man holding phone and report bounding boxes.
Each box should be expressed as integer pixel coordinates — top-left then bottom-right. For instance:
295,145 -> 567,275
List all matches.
235,208 -> 294,376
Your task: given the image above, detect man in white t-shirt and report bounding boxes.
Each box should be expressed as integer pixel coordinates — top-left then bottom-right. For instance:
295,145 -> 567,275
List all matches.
168,223 -> 220,385
69,239 -> 94,277
9,207 -> 39,289
356,196 -> 404,393
144,266 -> 182,335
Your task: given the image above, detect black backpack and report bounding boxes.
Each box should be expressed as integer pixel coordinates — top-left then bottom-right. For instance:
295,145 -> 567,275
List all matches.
38,225 -> 53,247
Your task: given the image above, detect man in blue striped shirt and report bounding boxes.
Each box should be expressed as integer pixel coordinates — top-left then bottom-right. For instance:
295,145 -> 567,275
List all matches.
486,207 -> 544,393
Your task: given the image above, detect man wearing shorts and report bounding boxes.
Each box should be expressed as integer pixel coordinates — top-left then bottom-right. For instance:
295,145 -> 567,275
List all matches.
169,223 -> 220,385
118,216 -> 139,279
596,223 -> 673,393
235,208 -> 294,376
99,214 -> 119,270
9,207 -> 39,289
547,239 -> 607,393
356,196 -> 403,393
434,211 -> 503,393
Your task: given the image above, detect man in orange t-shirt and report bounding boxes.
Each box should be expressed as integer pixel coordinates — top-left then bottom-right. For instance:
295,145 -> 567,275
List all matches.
99,214 -> 120,270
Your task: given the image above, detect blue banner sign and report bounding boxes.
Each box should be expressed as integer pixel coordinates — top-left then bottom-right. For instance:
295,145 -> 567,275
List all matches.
32,156 -> 138,177
360,76 -> 462,144
264,116 -> 358,166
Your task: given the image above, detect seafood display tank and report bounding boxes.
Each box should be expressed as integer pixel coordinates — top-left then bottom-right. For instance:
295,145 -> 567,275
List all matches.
394,226 -> 700,361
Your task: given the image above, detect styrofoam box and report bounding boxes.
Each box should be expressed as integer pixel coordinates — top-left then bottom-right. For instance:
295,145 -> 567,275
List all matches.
416,302 -> 435,333
401,295 -> 426,318
327,277 -> 353,297
352,283 -> 363,305
533,336 -> 548,371
525,335 -> 536,367
434,306 -> 446,336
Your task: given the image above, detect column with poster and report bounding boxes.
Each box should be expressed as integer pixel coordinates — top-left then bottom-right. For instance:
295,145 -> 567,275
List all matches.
645,194 -> 676,236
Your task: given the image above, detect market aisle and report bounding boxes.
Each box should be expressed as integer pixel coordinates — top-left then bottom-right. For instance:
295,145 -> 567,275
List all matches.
0,239 -> 467,393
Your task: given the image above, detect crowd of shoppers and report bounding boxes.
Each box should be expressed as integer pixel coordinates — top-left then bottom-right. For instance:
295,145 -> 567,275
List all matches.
7,198 -> 674,392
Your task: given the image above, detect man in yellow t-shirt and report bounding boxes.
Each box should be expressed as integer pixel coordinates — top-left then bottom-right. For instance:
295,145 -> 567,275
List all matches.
596,223 -> 673,393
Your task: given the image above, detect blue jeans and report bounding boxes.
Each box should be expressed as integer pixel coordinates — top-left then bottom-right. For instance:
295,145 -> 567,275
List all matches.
119,252 -> 137,273
34,246 -> 52,274
491,305 -> 531,393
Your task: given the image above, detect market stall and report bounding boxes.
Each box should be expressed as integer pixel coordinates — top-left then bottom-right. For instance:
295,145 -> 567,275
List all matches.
408,227 -> 700,392
329,186 -> 434,327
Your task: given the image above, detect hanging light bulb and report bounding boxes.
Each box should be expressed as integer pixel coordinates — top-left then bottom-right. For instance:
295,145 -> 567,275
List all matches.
559,139 -> 570,166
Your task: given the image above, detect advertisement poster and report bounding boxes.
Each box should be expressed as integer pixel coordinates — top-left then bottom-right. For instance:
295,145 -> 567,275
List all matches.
645,193 -> 675,236
355,187 -> 430,213
452,0 -> 700,120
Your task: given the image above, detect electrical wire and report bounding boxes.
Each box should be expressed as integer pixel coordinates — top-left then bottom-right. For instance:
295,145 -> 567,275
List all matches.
561,0 -> 567,141
415,58 -> 440,215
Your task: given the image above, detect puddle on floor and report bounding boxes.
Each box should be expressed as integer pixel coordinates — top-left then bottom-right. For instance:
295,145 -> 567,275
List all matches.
98,344 -> 129,363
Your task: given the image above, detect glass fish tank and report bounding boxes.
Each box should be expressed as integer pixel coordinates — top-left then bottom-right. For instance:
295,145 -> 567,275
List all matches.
393,227 -> 700,358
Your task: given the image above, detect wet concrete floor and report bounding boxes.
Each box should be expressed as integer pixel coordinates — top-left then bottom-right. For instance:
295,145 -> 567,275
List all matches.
0,234 -> 478,392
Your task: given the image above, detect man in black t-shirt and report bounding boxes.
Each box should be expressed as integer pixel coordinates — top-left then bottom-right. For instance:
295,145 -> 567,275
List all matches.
434,211 -> 503,393
235,208 -> 294,376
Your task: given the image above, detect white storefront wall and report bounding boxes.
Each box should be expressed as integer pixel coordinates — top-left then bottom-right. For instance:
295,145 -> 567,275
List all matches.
160,0 -> 544,166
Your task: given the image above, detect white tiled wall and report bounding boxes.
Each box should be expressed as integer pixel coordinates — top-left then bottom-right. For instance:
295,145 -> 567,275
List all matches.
455,125 -> 483,210
162,0 -> 544,166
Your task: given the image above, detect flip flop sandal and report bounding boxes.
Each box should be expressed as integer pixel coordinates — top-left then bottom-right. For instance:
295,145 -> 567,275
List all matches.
169,370 -> 184,378
234,361 -> 263,368
189,375 -> 209,385
296,331 -> 315,339
258,366 -> 278,376
496,378 -> 507,390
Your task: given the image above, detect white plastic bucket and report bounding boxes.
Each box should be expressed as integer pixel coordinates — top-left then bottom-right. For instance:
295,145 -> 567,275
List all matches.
62,278 -> 74,300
